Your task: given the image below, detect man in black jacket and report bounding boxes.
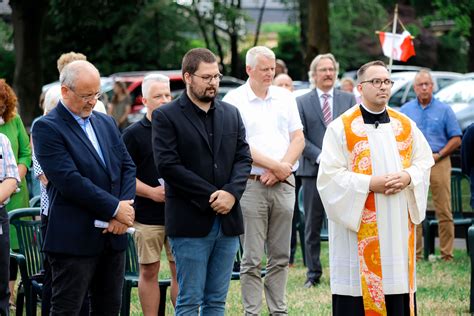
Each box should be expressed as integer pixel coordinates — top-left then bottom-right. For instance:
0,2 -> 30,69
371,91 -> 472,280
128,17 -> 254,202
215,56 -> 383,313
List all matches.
152,48 -> 252,315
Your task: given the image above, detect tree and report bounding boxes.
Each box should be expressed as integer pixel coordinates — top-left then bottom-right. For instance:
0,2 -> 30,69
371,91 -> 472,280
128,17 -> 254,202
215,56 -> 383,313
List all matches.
304,0 -> 330,71
10,0 -> 49,126
185,0 -> 247,77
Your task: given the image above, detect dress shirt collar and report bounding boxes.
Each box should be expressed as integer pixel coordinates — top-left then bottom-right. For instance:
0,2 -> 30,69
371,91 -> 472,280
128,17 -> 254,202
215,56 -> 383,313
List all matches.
416,96 -> 435,109
316,87 -> 334,99
61,101 -> 95,124
244,80 -> 275,102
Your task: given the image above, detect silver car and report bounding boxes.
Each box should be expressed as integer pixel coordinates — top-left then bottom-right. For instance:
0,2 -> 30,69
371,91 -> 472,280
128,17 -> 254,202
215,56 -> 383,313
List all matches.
435,77 -> 474,131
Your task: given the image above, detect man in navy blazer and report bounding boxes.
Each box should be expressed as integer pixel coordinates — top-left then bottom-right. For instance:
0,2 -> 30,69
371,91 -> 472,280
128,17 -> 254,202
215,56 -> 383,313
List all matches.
33,60 -> 136,315
152,48 -> 252,315
297,53 -> 356,288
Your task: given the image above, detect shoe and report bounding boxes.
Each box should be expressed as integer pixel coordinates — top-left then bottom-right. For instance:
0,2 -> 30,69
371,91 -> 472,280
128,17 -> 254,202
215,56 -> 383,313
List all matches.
303,278 -> 319,288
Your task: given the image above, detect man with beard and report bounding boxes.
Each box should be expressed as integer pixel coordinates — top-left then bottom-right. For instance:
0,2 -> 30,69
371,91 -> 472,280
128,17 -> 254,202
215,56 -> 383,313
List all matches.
317,60 -> 433,315
223,46 -> 305,315
296,53 -> 355,288
152,48 -> 252,315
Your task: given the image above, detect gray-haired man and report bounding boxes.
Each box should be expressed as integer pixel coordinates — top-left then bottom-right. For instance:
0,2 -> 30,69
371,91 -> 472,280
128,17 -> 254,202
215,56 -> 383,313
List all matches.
122,74 -> 178,315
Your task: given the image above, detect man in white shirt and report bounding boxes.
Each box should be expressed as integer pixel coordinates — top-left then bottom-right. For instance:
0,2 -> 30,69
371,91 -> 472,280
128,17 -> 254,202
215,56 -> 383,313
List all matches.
296,53 -> 355,288
223,46 -> 304,315
317,60 -> 434,315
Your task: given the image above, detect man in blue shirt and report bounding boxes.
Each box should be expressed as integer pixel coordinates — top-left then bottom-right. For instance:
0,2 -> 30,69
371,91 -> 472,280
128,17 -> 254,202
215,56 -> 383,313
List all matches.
400,69 -> 461,261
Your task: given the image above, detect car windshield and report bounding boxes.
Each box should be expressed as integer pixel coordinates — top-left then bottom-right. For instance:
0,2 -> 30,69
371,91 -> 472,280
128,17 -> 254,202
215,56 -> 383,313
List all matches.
436,79 -> 474,104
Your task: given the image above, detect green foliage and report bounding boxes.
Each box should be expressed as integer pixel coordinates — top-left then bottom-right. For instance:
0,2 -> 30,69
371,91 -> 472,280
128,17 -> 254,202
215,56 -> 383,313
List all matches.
329,0 -> 388,72
41,0 -> 198,83
0,19 -> 14,83
422,0 -> 472,72
272,24 -> 305,80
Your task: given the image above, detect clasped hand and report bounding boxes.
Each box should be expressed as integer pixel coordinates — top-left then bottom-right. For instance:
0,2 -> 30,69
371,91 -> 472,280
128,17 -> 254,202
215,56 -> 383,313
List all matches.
209,190 -> 236,214
103,199 -> 135,235
369,171 -> 411,195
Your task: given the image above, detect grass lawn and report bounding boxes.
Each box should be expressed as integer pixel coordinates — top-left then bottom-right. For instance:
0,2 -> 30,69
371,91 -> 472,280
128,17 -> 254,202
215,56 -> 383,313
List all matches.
129,242 -> 471,315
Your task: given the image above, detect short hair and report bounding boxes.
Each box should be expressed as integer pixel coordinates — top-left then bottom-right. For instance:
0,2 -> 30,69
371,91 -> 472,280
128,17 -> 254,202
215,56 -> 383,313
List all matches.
43,85 -> 62,115
0,79 -> 17,122
308,53 -> 339,82
57,52 -> 87,74
340,77 -> 355,86
60,60 -> 100,90
181,48 -> 217,78
414,68 -> 433,83
246,46 -> 275,68
142,73 -> 170,97
357,60 -> 387,82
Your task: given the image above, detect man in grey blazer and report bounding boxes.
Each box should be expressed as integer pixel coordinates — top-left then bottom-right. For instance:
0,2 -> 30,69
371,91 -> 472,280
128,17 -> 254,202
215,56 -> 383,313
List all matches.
296,53 -> 356,288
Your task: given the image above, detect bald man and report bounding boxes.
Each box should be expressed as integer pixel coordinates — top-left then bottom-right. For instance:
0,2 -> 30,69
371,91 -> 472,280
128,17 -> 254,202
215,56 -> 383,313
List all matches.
33,60 -> 136,315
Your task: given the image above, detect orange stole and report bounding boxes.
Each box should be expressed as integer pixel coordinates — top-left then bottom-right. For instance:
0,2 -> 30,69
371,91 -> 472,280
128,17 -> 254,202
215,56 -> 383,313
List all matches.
341,107 -> 415,316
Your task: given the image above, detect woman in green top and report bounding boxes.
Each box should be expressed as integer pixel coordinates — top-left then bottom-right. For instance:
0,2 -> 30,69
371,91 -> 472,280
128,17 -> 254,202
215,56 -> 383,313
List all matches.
0,79 -> 32,308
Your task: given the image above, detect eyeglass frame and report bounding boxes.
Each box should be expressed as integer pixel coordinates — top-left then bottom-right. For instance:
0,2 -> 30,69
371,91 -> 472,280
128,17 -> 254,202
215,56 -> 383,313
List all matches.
67,86 -> 103,102
191,73 -> 224,83
359,78 -> 394,88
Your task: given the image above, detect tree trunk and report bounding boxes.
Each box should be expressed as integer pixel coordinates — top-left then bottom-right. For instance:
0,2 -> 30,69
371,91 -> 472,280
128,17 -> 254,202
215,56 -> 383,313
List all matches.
299,0 -> 308,78
305,0 -> 330,71
229,0 -> 241,78
10,0 -> 48,127
253,0 -> 267,47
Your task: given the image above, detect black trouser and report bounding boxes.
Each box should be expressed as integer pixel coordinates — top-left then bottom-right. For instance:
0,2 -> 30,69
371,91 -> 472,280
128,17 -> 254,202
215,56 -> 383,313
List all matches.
0,207 -> 10,316
302,176 -> 324,282
41,214 -> 89,316
332,293 -> 417,316
290,175 -> 302,264
48,246 -> 125,316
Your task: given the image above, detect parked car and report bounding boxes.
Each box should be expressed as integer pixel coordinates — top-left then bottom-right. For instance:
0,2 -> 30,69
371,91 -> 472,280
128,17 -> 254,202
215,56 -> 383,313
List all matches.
388,71 -> 463,109
110,71 -> 245,124
435,76 -> 474,132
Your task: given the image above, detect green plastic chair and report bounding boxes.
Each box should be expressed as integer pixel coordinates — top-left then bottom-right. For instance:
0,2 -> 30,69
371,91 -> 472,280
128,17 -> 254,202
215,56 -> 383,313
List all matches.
423,168 -> 472,260
298,187 -> 328,242
469,226 -> 474,313
120,233 -> 170,316
8,207 -> 43,316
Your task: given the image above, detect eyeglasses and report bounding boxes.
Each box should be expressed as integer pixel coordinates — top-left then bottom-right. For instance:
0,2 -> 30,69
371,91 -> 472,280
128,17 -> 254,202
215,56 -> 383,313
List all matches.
68,87 -> 102,102
191,73 -> 224,83
360,78 -> 394,88
316,67 -> 336,73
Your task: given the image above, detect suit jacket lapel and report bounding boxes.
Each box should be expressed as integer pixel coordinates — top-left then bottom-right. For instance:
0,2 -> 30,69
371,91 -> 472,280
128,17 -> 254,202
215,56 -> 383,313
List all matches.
332,90 -> 346,118
180,95 -> 213,153
213,101 -> 224,156
57,104 -> 108,173
310,90 -> 325,124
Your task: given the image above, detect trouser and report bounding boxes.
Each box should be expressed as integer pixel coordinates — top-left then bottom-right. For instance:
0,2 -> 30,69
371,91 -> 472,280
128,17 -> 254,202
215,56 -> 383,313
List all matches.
416,157 -> 454,260
0,207 -> 9,316
290,175 -> 302,265
48,247 -> 125,316
302,176 -> 324,281
169,217 -> 239,316
240,176 -> 295,315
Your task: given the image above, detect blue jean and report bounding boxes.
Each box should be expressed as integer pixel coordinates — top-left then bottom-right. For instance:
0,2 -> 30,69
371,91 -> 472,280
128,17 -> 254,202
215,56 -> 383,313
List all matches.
169,217 -> 239,316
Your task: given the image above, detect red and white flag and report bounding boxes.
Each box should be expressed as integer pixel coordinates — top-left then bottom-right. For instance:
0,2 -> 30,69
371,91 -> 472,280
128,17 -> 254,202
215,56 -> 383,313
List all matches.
378,30 -> 415,62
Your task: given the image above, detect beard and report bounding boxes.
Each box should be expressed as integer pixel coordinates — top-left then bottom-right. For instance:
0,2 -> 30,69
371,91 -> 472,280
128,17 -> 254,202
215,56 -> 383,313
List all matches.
189,85 -> 217,103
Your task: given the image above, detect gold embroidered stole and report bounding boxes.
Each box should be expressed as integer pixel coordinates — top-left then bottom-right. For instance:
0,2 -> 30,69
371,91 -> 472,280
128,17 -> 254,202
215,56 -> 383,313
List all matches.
341,106 -> 415,316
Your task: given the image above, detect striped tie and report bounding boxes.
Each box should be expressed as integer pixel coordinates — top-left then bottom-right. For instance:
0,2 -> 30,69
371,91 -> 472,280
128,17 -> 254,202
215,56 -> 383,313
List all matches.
322,93 -> 332,126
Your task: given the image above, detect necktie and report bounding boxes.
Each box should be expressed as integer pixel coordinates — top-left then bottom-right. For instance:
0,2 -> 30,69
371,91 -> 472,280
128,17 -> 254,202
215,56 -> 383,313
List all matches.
322,94 -> 332,126
81,118 -> 106,166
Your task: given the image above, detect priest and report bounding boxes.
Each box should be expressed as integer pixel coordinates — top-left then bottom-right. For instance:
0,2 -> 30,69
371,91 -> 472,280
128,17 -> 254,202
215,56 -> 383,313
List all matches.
317,60 -> 434,316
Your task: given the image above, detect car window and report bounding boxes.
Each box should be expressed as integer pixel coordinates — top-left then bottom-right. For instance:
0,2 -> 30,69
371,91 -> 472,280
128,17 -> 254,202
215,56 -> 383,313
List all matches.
437,78 -> 457,90
436,80 -> 474,104
389,87 -> 406,108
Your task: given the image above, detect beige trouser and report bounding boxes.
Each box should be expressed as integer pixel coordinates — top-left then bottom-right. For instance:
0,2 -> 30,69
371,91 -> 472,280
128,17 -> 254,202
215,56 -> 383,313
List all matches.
240,176 -> 295,315
416,157 -> 454,260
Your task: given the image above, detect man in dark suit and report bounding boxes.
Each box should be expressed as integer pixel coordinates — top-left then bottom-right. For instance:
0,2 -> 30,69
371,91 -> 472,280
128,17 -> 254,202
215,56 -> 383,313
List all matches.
297,53 -> 356,288
33,60 -> 136,315
152,48 -> 252,315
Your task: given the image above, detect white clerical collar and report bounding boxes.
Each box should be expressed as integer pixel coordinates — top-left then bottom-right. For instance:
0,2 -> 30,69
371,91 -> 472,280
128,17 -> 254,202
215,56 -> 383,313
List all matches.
360,103 -> 386,115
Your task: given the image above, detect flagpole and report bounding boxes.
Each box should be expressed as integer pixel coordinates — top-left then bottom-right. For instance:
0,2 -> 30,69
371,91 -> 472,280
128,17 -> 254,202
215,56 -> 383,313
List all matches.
388,4 -> 398,74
